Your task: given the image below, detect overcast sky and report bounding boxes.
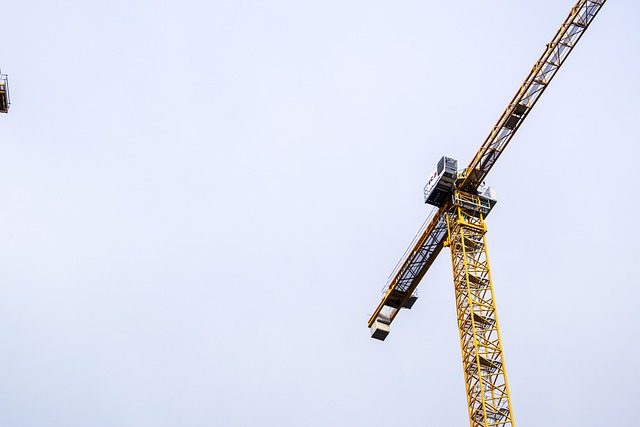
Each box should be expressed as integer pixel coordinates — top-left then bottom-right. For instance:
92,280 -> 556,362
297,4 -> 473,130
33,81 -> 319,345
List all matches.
0,1 -> 637,426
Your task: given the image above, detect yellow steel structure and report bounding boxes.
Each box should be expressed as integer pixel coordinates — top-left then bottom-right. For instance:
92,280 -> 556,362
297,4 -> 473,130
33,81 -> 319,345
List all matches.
368,1 -> 606,427
445,199 -> 513,426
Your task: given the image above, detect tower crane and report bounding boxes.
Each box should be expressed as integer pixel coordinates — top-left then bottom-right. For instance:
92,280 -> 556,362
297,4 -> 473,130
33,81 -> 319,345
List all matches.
0,71 -> 10,113
367,1 -> 606,426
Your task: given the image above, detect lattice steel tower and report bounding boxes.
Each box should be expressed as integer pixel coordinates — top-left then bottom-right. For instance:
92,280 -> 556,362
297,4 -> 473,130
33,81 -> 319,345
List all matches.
367,2 -> 606,426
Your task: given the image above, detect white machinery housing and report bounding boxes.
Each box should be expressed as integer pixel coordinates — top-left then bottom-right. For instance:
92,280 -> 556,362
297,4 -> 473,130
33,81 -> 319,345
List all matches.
424,156 -> 458,207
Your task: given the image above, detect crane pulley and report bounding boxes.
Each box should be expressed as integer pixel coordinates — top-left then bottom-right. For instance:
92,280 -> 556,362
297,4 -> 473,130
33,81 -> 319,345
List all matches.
368,1 -> 606,427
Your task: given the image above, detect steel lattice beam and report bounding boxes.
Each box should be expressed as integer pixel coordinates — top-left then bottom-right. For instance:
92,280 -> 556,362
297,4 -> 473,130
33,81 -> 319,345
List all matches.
459,0 -> 606,191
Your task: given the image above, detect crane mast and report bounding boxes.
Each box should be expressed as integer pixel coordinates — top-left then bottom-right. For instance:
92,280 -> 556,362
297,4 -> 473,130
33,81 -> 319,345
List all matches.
446,203 -> 511,426
368,2 -> 606,427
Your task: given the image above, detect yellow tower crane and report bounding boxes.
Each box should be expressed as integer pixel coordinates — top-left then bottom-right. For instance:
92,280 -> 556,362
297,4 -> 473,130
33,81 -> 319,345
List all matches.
0,71 -> 10,113
367,1 -> 606,426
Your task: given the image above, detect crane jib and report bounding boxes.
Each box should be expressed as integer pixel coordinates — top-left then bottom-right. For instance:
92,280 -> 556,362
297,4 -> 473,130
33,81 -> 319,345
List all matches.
368,0 -> 606,336
367,208 -> 447,332
460,0 -> 606,192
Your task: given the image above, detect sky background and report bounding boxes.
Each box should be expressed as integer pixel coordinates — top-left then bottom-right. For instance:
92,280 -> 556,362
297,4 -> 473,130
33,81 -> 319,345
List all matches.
0,1 -> 637,426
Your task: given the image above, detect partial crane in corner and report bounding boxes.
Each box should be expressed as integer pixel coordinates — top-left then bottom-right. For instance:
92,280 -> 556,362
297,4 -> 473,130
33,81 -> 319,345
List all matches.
0,70 -> 10,113
368,2 -> 606,427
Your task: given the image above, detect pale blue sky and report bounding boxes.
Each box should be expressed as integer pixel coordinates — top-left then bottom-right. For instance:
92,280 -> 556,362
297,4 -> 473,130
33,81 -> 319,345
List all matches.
0,1 -> 637,426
